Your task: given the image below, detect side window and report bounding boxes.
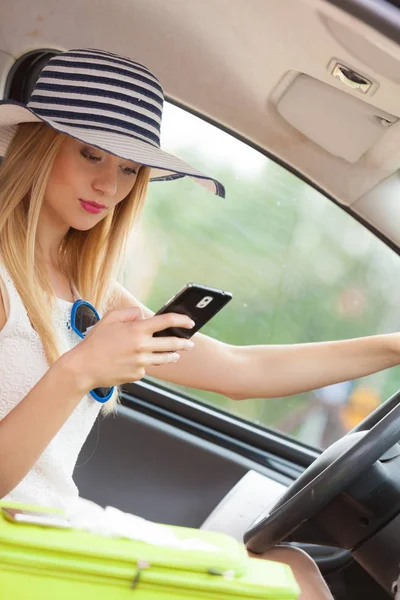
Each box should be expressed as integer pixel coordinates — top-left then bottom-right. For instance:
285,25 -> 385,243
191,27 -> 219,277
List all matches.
122,103 -> 400,449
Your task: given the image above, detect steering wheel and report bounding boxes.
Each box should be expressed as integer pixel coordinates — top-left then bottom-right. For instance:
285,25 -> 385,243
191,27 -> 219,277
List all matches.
244,391 -> 400,553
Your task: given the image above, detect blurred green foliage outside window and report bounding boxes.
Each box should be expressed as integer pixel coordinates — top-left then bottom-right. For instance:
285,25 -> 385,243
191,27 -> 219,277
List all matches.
122,103 -> 400,450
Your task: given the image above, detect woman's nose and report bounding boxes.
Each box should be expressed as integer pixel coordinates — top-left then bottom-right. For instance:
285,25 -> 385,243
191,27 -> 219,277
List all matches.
92,165 -> 118,197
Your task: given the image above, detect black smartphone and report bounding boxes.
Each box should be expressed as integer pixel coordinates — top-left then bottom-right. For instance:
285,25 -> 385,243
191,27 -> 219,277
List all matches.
153,283 -> 232,338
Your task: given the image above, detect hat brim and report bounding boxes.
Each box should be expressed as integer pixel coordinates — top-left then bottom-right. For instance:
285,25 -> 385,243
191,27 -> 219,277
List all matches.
0,100 -> 225,198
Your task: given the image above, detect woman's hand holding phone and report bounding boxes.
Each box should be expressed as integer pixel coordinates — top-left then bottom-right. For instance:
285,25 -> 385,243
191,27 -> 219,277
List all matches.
65,307 -> 196,393
64,283 -> 231,395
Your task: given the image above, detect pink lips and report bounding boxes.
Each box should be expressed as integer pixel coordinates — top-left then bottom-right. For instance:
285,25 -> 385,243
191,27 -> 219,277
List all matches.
79,200 -> 106,214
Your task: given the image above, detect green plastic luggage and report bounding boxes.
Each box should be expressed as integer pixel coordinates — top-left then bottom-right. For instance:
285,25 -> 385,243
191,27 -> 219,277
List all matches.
0,501 -> 300,599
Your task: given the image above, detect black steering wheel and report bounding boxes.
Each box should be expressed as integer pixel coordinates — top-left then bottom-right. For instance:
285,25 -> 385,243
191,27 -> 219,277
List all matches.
244,391 -> 400,553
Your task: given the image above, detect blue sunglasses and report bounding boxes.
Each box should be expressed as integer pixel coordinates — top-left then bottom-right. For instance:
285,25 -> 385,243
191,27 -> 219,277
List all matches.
70,299 -> 114,403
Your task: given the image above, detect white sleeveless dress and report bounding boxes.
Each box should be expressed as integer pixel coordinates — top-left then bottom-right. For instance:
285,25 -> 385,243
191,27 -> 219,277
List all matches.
0,263 -> 102,508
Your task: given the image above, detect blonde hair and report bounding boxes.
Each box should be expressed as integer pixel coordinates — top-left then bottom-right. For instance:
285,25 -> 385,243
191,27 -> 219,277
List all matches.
0,122 -> 151,414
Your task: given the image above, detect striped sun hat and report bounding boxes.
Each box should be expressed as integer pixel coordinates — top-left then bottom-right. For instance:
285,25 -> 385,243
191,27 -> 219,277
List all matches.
0,48 -> 225,197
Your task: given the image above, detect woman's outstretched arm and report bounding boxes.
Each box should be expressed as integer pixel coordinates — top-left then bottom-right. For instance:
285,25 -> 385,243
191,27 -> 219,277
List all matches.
111,281 -> 400,400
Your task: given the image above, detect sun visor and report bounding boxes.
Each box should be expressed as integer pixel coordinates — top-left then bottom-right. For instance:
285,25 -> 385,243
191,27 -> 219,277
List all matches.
276,73 -> 397,163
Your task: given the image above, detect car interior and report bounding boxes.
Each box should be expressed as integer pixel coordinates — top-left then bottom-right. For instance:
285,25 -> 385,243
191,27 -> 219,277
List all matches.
1,0 -> 400,598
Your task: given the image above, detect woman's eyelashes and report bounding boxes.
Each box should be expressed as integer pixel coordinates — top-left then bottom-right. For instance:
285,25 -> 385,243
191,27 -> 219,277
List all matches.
121,165 -> 138,176
80,149 -> 137,176
81,149 -> 100,163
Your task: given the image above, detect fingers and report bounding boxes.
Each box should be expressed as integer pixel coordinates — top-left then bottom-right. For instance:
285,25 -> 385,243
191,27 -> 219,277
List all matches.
134,337 -> 195,370
142,313 -> 195,336
149,336 -> 195,353
104,308 -> 194,336
141,351 -> 182,366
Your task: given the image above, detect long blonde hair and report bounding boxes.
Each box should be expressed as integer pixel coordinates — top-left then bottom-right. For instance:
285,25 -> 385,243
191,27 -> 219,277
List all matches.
0,122 -> 151,413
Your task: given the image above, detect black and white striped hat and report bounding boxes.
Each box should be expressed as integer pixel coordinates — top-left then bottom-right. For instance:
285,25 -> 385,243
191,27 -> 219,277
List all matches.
0,48 -> 225,197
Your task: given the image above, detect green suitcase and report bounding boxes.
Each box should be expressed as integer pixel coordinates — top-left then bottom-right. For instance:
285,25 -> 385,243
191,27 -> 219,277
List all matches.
0,501 -> 300,599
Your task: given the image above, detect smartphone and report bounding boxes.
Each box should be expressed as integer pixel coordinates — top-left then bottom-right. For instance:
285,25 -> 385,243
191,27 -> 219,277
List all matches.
1,507 -> 72,529
153,283 -> 232,338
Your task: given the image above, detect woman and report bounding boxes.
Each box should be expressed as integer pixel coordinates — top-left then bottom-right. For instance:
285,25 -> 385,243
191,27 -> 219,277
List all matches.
0,47 -> 391,598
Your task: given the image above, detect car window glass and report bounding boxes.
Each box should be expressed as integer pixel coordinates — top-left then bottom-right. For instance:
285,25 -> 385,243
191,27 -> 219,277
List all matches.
122,102 -> 400,450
